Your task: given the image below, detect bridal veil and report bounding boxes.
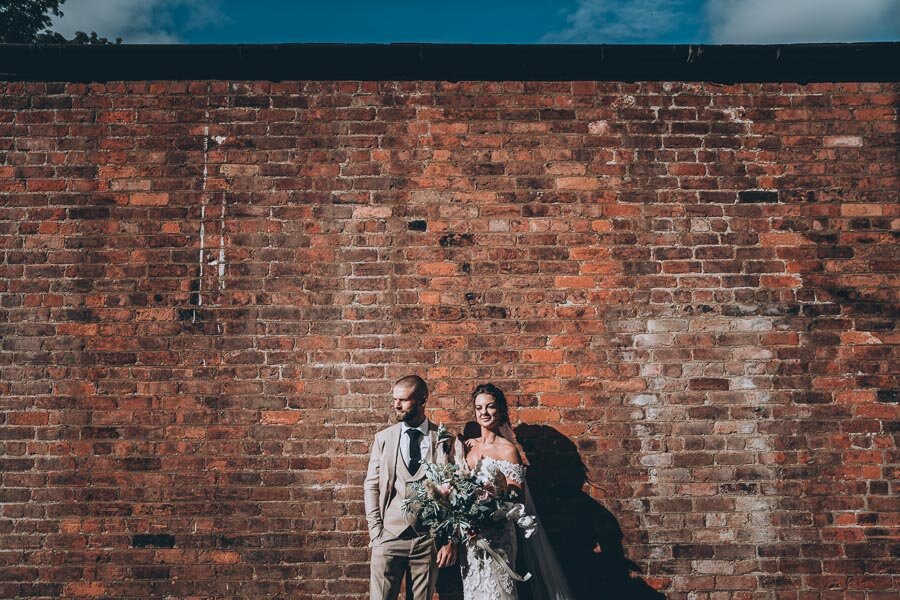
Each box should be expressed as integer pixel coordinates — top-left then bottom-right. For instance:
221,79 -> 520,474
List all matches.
498,423 -> 576,600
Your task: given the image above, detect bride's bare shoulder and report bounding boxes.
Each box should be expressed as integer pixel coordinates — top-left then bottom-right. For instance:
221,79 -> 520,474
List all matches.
493,442 -> 521,465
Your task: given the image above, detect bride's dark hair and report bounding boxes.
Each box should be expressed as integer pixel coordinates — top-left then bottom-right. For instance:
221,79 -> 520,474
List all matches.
471,383 -> 509,425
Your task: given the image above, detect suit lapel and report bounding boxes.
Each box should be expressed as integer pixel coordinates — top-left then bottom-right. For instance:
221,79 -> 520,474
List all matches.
424,420 -> 434,462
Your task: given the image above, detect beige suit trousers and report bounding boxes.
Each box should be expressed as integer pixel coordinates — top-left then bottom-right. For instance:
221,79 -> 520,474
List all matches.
369,531 -> 437,600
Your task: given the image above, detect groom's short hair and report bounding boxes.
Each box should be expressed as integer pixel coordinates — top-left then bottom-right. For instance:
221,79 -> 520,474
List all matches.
394,375 -> 428,402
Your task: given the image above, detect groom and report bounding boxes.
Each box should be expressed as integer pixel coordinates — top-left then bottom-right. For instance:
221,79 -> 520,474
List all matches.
364,375 -> 458,600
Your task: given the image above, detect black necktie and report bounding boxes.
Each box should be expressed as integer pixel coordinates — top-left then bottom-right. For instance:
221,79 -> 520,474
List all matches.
406,429 -> 422,474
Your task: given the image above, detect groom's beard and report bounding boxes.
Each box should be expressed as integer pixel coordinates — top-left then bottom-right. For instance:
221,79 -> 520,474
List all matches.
395,407 -> 423,423
395,409 -> 414,422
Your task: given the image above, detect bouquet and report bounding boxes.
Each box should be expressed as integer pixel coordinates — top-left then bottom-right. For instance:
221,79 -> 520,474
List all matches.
403,459 -> 537,582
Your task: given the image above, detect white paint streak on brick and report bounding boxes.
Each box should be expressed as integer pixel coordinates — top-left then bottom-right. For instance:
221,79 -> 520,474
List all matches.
733,347 -> 773,360
634,333 -> 674,347
197,122 -> 210,319
218,191 -> 226,288
640,454 -> 672,467
588,120 -> 609,135
632,315 -> 779,550
732,318 -> 774,332
824,135 -> 863,147
734,377 -> 758,390
647,319 -> 689,333
628,394 -> 658,406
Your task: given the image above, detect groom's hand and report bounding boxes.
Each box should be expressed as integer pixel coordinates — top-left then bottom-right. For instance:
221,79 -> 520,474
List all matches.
435,541 -> 457,568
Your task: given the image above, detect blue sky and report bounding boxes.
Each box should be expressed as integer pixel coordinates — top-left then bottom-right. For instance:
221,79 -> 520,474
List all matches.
53,0 -> 900,45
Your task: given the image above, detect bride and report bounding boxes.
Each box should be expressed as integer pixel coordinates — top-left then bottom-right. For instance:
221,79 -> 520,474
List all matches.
461,384 -> 575,600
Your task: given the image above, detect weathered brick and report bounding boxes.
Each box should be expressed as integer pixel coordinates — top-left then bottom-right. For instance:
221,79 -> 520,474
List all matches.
0,77 -> 895,600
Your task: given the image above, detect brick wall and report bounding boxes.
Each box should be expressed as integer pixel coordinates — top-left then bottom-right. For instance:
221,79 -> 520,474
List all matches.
0,79 -> 897,599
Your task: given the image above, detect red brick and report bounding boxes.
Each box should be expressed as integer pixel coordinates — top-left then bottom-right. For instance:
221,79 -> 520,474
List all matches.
571,81 -> 597,95
540,393 -> 580,407
1,78 -> 896,599
841,204 -> 883,217
129,192 -> 169,206
523,349 -> 564,363
65,582 -> 106,596
554,276 -> 594,289
556,177 -> 597,190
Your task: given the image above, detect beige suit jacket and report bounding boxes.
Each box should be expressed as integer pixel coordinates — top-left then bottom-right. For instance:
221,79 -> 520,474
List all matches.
363,420 -> 455,545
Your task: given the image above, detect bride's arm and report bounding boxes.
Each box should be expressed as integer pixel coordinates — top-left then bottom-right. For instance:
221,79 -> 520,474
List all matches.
496,445 -> 525,497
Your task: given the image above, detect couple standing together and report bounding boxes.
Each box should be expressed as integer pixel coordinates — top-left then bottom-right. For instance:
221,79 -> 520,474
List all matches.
364,375 -> 573,600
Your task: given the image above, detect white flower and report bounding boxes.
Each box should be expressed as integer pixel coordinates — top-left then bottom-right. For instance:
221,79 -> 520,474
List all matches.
491,502 -> 529,523
516,514 -> 537,538
504,502 -> 526,521
436,422 -> 454,443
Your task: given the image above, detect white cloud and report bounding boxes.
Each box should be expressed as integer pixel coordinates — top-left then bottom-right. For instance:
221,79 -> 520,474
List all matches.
53,0 -> 226,44
541,0 -> 691,43
707,0 -> 900,43
125,30 -> 184,44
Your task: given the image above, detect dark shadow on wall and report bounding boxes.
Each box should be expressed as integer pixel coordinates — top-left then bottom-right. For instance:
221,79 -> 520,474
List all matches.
513,424 -> 665,600
437,423 -> 664,600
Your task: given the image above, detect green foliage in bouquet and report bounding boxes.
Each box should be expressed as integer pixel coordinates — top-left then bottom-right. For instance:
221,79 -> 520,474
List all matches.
403,461 -> 511,547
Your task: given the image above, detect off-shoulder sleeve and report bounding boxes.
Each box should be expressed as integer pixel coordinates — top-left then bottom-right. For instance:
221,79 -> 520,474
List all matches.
499,461 -> 526,485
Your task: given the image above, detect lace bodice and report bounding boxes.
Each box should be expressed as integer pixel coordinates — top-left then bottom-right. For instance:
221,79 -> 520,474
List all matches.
475,457 -> 526,486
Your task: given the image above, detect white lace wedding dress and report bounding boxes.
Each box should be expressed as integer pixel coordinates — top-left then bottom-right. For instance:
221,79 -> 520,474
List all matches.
462,457 -> 527,600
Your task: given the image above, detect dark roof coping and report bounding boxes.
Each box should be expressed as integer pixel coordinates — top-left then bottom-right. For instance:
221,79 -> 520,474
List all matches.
1,43 -> 898,83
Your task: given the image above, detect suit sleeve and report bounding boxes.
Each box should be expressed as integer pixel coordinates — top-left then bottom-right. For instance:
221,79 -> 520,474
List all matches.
363,433 -> 384,543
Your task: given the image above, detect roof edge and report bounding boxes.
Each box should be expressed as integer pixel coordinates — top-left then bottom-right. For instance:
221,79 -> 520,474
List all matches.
2,43 -> 898,83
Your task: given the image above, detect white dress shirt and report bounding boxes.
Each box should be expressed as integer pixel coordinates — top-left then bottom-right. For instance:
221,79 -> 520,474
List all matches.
399,419 -> 430,469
